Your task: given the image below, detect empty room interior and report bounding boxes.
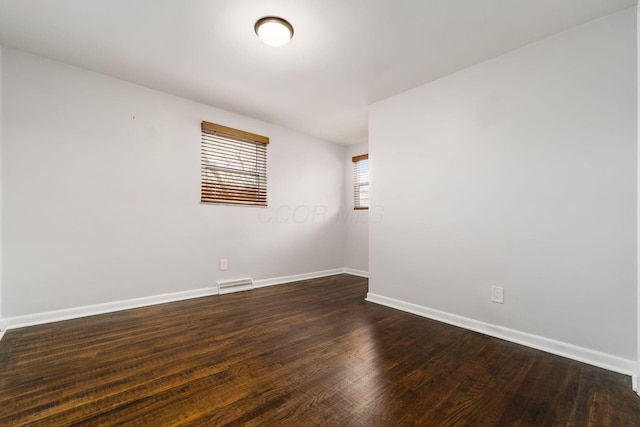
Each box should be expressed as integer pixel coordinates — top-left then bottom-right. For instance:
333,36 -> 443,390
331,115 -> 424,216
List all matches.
2,0 -> 640,425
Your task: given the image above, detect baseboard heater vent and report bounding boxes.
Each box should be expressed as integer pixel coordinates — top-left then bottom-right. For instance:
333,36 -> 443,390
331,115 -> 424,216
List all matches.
218,278 -> 253,295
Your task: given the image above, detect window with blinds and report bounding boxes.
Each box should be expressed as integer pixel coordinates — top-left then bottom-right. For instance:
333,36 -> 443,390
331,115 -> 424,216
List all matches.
352,154 -> 369,210
201,121 -> 268,206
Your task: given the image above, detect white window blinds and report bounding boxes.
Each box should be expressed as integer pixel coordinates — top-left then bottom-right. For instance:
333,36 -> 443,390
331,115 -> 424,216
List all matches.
201,121 -> 268,207
352,154 -> 369,209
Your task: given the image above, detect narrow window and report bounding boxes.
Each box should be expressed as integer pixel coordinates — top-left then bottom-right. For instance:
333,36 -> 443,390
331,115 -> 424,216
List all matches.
352,154 -> 369,210
201,121 -> 268,207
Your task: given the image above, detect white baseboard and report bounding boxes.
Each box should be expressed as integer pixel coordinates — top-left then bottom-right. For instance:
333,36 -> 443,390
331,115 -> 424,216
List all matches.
344,268 -> 369,278
366,292 -> 638,383
218,285 -> 254,295
3,286 -> 220,331
0,268 -> 352,333
1,271 -> 634,388
253,268 -> 345,288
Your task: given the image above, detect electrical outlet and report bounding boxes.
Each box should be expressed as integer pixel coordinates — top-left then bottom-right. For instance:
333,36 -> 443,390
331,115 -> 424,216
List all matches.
491,286 -> 504,304
219,259 -> 228,271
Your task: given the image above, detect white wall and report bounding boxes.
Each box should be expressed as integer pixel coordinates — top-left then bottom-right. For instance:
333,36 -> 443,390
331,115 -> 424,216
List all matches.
369,8 -> 637,362
637,4 -> 640,386
343,142 -> 369,273
2,48 -> 346,318
0,44 -> 3,326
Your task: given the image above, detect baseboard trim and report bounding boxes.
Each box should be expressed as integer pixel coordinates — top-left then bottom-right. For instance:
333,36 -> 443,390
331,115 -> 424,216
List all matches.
344,268 -> 369,278
253,268 -> 345,288
3,287 -> 220,331
366,292 -> 638,382
1,272 -> 633,387
0,268 -> 351,333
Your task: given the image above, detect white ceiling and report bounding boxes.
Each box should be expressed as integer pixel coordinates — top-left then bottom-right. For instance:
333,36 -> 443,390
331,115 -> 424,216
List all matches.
0,0 -> 636,144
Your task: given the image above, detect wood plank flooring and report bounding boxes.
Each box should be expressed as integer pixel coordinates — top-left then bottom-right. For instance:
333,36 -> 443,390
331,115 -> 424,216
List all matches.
1,274 -> 639,426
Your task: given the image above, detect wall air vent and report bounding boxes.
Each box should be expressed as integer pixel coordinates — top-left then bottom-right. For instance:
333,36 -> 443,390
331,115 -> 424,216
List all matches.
218,278 -> 254,295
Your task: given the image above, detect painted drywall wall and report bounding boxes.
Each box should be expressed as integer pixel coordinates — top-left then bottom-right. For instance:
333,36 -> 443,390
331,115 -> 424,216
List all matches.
637,4 -> 640,386
0,44 -> 3,325
2,48 -> 346,318
344,142 -> 369,273
369,8 -> 637,360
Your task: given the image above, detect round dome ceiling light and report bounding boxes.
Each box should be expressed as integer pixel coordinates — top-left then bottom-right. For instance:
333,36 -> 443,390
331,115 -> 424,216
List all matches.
255,16 -> 294,47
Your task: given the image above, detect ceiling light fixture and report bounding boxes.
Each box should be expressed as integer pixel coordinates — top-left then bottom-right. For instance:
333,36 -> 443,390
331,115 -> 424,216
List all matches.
255,16 -> 294,47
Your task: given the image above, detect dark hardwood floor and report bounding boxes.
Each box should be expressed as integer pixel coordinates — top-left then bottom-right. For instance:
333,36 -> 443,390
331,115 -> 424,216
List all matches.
1,274 -> 639,426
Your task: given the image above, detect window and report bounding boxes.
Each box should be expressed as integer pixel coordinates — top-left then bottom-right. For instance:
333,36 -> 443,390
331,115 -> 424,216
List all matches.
201,121 -> 268,207
352,154 -> 369,209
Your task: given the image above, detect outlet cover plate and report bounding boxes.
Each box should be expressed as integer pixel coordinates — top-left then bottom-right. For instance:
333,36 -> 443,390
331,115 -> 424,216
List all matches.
491,286 -> 504,304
